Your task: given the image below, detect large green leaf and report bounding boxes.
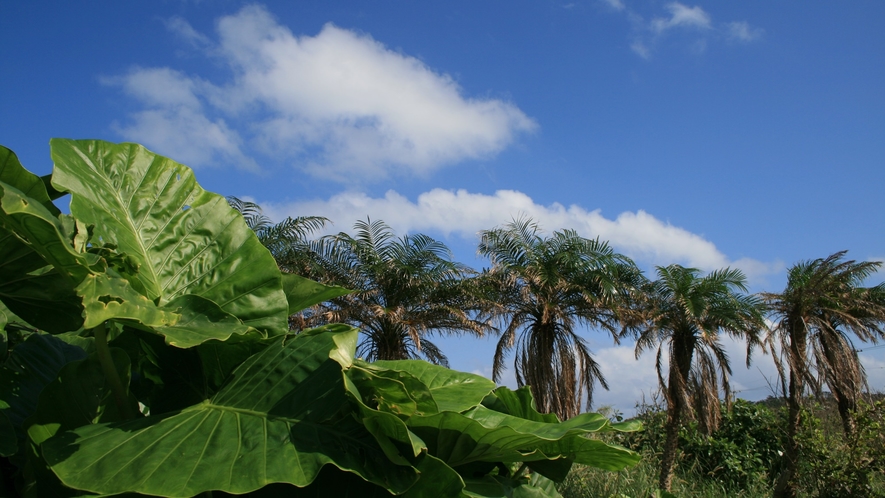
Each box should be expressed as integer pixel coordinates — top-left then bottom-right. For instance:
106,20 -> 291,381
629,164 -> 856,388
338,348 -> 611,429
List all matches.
463,473 -> 562,498
23,348 -> 135,497
343,364 -> 431,466
373,360 -> 496,413
349,361 -> 438,418
0,147 -> 83,332
0,265 -> 85,333
0,334 -> 87,446
0,181 -> 95,331
26,347 -> 136,447
0,182 -> 96,285
281,273 -> 352,314
49,138 -> 289,335
481,387 -> 559,423
43,325 -> 421,497
77,272 -> 253,348
196,332 -> 277,395
341,366 -> 470,498
404,406 -> 640,472
0,146 -> 58,212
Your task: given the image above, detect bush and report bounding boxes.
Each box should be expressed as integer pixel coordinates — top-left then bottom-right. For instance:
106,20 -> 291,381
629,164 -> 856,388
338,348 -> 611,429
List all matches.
795,399 -> 885,497
679,399 -> 784,489
616,398 -> 783,491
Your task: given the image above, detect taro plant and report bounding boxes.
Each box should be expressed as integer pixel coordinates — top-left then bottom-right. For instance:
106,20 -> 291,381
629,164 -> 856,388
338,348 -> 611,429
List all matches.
0,139 -> 640,497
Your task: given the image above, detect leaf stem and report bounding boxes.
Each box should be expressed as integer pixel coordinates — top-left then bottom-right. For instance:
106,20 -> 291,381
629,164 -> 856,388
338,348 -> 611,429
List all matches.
94,322 -> 134,420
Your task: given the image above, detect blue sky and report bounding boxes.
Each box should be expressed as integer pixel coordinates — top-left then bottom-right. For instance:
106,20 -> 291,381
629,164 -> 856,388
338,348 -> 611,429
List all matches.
2,1 -> 884,413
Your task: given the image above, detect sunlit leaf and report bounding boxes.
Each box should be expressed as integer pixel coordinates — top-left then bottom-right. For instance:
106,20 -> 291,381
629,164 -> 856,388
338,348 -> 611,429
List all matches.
49,139 -> 289,335
373,360 -> 496,413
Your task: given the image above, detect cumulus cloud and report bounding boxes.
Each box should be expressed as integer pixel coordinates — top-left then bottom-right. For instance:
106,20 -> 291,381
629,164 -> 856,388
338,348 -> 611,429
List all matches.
103,67 -> 257,170
260,188 -> 782,281
106,5 -> 535,180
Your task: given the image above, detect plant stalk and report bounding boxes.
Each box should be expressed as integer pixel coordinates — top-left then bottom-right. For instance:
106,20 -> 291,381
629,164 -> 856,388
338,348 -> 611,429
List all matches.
94,322 -> 135,420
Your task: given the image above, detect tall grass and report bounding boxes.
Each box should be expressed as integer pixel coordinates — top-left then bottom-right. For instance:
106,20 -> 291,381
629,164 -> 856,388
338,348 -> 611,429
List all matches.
558,456 -> 771,498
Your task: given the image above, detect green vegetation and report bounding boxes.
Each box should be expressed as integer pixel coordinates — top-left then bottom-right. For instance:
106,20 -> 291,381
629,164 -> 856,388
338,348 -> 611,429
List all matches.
297,218 -> 489,365
1,138 -> 883,496
0,140 -> 639,497
626,265 -> 765,491
764,253 -> 885,498
559,396 -> 885,498
476,218 -> 643,421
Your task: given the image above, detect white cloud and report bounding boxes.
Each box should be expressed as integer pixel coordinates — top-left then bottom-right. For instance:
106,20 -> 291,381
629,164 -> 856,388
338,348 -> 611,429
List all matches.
260,188 -> 782,281
630,41 -> 651,59
107,5 -> 535,181
593,344 -> 662,413
107,67 -> 201,109
603,2 -> 762,59
726,21 -> 764,43
103,67 -> 256,170
165,17 -> 211,48
651,3 -> 712,33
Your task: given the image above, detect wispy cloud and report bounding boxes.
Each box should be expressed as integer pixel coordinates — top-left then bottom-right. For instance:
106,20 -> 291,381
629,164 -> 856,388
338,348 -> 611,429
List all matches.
165,16 -> 211,48
726,21 -> 764,43
259,188 -> 783,282
650,3 -> 712,34
106,5 -> 536,181
600,0 -> 625,11
602,1 -> 763,59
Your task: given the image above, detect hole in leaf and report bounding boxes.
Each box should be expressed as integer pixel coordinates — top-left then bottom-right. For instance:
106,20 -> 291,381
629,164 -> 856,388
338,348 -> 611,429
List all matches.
176,173 -> 181,181
98,295 -> 124,305
182,205 -> 191,211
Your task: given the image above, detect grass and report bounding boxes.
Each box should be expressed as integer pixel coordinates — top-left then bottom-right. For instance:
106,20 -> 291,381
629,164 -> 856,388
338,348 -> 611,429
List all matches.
557,455 -> 772,498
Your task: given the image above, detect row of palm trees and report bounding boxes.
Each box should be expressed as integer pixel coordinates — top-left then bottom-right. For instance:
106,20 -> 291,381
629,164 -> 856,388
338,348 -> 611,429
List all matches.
229,198 -> 885,496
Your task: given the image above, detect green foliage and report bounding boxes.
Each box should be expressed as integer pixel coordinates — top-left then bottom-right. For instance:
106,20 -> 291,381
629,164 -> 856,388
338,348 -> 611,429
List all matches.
305,218 -> 490,366
0,140 -> 639,497
570,396 -> 885,498
678,399 -> 784,489
618,398 -> 784,492
794,400 -> 885,497
476,217 -> 643,421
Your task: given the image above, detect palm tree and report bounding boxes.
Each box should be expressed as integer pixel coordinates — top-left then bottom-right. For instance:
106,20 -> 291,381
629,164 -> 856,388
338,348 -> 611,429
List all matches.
764,251 -> 885,498
628,265 -> 764,492
227,196 -> 329,275
476,218 -> 643,421
306,218 -> 489,365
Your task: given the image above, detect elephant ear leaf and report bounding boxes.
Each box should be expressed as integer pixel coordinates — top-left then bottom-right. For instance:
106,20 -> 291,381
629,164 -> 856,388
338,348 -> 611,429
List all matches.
76,272 -> 252,348
481,386 -> 559,423
281,273 -> 352,314
49,139 -> 289,336
373,360 -> 496,413
0,146 -> 58,213
42,325 -> 420,497
0,178 -> 104,332
0,334 -> 87,448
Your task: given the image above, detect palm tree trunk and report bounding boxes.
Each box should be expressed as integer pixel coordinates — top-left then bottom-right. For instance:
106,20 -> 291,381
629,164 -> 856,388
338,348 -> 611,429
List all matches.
774,327 -> 806,498
659,406 -> 681,491
659,344 -> 691,492
835,394 -> 857,438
